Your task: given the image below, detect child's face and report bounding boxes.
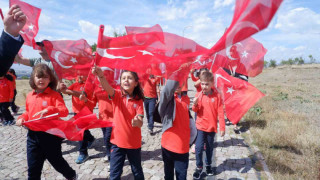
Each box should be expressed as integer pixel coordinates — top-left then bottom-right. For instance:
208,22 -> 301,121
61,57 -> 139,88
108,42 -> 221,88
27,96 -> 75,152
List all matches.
34,73 -> 50,91
200,80 -> 213,94
120,72 -> 138,94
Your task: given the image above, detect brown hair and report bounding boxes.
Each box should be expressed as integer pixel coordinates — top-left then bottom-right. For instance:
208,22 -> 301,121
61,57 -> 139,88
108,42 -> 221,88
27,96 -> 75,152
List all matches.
120,70 -> 144,100
29,64 -> 57,90
200,71 -> 214,82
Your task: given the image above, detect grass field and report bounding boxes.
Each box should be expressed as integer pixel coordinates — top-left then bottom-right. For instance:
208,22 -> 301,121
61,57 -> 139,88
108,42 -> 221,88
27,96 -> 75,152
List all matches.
244,64 -> 320,180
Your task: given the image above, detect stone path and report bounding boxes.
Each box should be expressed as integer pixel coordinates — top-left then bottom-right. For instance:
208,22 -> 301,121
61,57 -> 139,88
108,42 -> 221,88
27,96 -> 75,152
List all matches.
0,82 -> 263,179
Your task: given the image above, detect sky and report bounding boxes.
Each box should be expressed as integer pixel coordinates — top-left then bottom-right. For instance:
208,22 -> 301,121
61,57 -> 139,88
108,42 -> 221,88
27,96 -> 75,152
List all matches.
1,0 -> 319,72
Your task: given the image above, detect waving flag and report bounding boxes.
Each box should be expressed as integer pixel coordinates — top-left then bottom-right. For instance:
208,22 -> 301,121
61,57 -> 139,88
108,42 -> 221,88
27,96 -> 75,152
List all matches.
212,37 -> 267,77
209,0 -> 282,55
23,107 -> 113,141
43,39 -> 94,80
214,68 -> 265,124
9,0 -> 41,47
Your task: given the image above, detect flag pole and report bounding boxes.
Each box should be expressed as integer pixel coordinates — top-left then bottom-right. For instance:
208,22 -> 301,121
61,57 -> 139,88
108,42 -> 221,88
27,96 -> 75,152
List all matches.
23,113 -> 59,123
83,25 -> 105,93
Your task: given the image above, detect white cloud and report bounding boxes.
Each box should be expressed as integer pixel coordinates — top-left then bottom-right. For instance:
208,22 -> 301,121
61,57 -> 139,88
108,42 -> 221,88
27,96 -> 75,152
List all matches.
275,7 -> 320,33
213,0 -> 235,10
78,20 -> 99,35
158,6 -> 186,20
293,46 -> 306,51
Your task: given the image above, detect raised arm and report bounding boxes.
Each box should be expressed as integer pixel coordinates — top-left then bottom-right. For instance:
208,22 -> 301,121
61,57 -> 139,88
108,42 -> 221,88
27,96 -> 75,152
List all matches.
92,66 -> 115,97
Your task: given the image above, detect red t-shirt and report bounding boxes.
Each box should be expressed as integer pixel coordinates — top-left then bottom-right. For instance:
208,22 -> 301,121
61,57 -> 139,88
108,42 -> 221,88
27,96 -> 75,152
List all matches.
192,90 -> 225,132
161,94 -> 190,154
143,77 -> 159,98
19,87 -> 69,121
93,87 -> 113,121
68,82 -> 94,113
0,78 -> 14,103
110,90 -> 144,149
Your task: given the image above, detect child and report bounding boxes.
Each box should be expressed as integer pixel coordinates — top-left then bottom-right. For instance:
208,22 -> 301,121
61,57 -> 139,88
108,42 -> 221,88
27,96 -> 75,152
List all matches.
143,74 -> 160,134
92,66 -> 145,180
192,71 -> 225,178
158,76 -> 191,180
191,68 -> 209,93
60,75 -> 95,164
16,64 -> 76,180
0,72 -> 14,125
8,69 -> 20,115
81,83 -> 114,165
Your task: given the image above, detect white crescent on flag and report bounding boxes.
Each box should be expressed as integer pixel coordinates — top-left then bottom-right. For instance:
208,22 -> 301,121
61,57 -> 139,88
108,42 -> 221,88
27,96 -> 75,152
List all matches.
53,51 -> 73,69
96,48 -> 135,59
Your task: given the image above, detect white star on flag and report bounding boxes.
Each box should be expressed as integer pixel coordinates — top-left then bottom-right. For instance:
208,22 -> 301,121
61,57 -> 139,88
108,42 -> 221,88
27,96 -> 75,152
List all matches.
70,57 -> 78,64
241,51 -> 248,58
28,23 -> 34,31
226,86 -> 235,95
137,50 -> 153,56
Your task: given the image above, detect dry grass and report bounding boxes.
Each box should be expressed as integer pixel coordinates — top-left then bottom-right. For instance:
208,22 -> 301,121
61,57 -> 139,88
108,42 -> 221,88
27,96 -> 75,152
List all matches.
242,64 -> 320,180
15,79 -> 32,106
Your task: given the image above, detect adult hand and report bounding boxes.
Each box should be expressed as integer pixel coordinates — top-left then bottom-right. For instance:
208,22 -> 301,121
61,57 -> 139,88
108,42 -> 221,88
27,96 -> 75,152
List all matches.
4,5 -> 27,37
220,131 -> 225,137
92,66 -> 104,78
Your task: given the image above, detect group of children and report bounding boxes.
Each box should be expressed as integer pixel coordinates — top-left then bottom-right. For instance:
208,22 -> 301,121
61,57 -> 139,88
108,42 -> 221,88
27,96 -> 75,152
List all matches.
10,62 -> 226,180
0,68 -> 19,126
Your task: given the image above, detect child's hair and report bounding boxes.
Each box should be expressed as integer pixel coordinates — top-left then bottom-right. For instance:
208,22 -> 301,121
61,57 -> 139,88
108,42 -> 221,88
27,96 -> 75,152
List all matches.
29,64 -> 57,90
200,71 -> 214,82
8,69 -> 17,77
196,68 -> 209,77
120,70 -> 144,100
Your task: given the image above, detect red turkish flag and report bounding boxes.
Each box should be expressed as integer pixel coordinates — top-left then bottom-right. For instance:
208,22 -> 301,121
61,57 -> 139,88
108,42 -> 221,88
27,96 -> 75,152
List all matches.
43,39 -> 94,80
213,37 -> 267,77
23,107 -> 113,141
9,0 -> 41,47
213,68 -> 265,124
209,0 -> 282,55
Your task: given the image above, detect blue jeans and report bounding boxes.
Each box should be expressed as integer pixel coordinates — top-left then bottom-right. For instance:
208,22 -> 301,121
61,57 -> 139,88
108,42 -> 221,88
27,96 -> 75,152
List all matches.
195,130 -> 216,168
161,147 -> 189,180
101,127 -> 112,160
109,144 -> 144,180
27,130 -> 76,180
144,97 -> 157,130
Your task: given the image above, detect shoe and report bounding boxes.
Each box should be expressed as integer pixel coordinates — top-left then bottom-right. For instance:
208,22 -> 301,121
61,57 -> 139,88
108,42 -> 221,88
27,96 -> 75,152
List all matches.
13,106 -> 20,116
234,127 -> 240,134
87,138 -> 95,148
103,155 -> 109,162
3,120 -> 9,126
67,174 -> 78,180
193,167 -> 202,179
148,129 -> 153,135
75,154 -> 89,164
206,165 -> 214,176
8,120 -> 15,126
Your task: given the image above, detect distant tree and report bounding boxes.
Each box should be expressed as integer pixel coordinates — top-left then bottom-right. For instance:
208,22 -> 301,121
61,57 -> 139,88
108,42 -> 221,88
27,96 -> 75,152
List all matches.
280,60 -> 288,65
264,60 -> 269,68
269,60 -> 277,68
91,43 -> 97,52
113,31 -> 126,37
298,57 -> 304,65
308,54 -> 316,63
294,57 -> 299,64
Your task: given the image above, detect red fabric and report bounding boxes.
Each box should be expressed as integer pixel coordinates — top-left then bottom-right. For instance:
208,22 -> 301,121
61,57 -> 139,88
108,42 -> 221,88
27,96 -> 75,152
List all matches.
161,94 -> 190,154
7,72 -> 16,89
19,87 -> 68,121
68,82 -> 94,113
9,0 -> 41,47
212,37 -> 267,77
143,76 -> 160,98
192,91 -> 225,132
43,39 -> 94,80
213,68 -> 265,124
0,78 -> 14,102
110,90 -> 144,149
209,0 -> 282,55
23,106 -> 113,141
181,78 -> 188,92
93,87 -> 113,121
